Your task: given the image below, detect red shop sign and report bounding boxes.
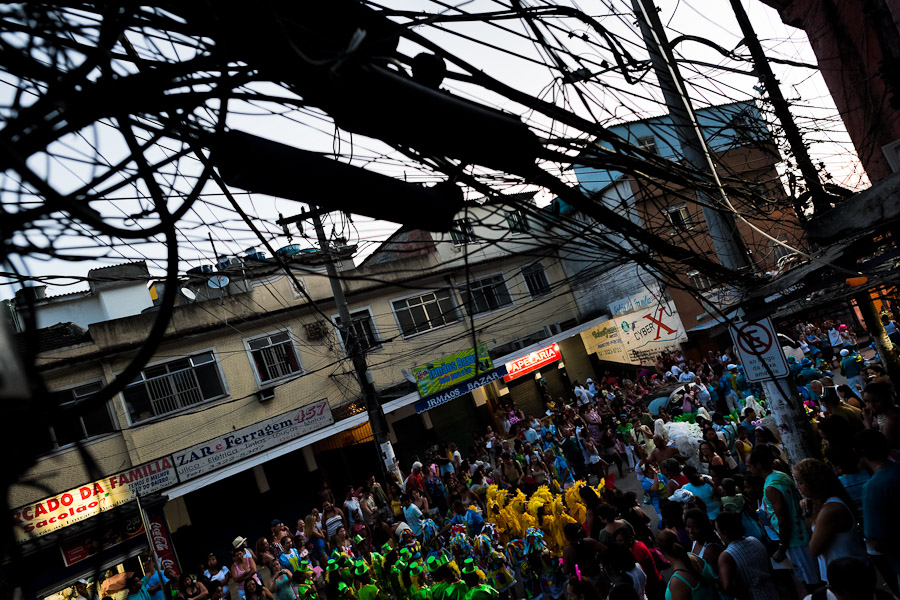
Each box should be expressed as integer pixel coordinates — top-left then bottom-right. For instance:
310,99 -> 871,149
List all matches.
149,514 -> 180,576
503,343 -> 561,382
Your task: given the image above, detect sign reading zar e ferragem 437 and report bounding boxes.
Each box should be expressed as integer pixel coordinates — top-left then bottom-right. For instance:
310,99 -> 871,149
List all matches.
173,398 -> 334,481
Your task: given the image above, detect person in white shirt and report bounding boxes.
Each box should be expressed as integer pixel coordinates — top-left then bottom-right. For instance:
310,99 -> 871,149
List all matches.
574,382 -> 590,405
678,370 -> 695,383
671,363 -> 683,378
586,378 -> 598,394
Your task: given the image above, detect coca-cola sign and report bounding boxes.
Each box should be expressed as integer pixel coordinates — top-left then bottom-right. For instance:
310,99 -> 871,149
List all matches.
149,514 -> 179,575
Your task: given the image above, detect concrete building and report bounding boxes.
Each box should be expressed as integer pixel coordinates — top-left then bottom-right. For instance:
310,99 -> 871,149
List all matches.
9,197 -> 613,598
558,101 -> 805,338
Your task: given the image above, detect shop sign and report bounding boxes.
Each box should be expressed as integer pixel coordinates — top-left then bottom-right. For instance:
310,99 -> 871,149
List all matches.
503,344 -> 561,382
60,513 -> 145,567
414,365 -> 508,413
581,301 -> 687,365
412,344 -> 493,398
173,398 -> 333,481
12,457 -> 178,544
608,288 -> 659,317
149,514 -> 180,576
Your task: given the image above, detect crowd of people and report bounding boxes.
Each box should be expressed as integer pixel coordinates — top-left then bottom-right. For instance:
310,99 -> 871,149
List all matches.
109,316 -> 900,600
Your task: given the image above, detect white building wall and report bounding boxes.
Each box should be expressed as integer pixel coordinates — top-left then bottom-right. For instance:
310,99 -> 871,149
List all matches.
35,296 -> 105,329
98,285 -> 153,321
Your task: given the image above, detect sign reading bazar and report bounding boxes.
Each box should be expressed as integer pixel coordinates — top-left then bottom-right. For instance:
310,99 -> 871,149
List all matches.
412,345 -> 493,398
12,457 -> 177,544
173,398 -> 333,481
414,365 -> 509,413
503,343 -> 562,382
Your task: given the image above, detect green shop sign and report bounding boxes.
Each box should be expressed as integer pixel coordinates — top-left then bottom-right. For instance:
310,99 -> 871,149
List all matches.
412,344 -> 493,398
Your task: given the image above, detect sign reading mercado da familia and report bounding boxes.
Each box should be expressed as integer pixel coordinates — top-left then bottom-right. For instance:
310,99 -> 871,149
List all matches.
412,344 -> 493,398
581,300 -> 688,365
174,398 -> 333,481
12,457 -> 178,544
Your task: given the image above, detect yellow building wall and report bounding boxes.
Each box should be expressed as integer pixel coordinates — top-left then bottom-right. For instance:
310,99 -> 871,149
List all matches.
13,251 -> 579,507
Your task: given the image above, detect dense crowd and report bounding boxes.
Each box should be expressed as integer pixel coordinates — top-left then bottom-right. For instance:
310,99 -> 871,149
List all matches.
104,314 -> 900,600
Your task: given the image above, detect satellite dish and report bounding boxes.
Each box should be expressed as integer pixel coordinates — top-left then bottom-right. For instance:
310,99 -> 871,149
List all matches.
208,274 -> 230,289
401,369 -> 417,384
181,288 -> 196,301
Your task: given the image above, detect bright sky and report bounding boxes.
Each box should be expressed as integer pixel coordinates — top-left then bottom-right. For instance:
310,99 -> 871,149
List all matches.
0,0 -> 864,301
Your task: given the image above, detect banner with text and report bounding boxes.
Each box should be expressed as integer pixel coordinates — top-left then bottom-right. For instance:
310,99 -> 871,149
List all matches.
581,301 -> 687,365
173,398 -> 333,481
503,343 -> 562,382
12,457 -> 177,544
412,345 -> 493,398
415,365 -> 508,413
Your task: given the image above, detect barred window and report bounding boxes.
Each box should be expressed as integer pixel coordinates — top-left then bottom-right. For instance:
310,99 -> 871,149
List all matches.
123,351 -> 226,423
506,209 -> 529,233
522,263 -> 551,298
392,290 -> 459,336
247,332 -> 303,383
335,310 -> 381,352
460,275 -> 513,315
450,219 -> 475,245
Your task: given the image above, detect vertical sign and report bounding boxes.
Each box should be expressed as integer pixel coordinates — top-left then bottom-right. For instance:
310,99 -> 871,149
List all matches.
729,317 -> 789,382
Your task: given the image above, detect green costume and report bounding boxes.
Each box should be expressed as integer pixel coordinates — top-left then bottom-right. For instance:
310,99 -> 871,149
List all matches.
437,581 -> 469,600
358,583 -> 384,600
465,585 -> 499,600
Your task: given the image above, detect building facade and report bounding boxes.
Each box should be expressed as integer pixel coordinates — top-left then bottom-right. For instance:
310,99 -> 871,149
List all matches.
10,198 -> 612,598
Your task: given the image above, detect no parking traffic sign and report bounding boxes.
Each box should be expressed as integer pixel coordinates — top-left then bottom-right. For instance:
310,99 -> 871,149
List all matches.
729,316 -> 789,382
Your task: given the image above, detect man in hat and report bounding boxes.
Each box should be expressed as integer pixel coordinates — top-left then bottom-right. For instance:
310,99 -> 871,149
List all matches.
798,357 -> 822,381
840,348 -> 866,392
232,536 -> 256,561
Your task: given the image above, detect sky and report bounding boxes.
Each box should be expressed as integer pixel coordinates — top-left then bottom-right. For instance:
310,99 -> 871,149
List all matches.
0,0 -> 864,301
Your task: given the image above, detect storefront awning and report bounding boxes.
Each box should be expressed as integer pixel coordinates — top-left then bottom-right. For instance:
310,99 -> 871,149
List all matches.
382,313 -> 612,414
163,410 -> 370,499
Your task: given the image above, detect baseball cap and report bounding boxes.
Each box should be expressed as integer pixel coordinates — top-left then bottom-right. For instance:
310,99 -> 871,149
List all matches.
668,488 -> 694,503
726,364 -> 738,370
840,349 -> 850,357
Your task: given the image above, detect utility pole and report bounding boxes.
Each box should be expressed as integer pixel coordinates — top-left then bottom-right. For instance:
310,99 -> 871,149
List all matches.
633,0 -> 816,462
276,209 -> 395,485
632,0 -> 751,272
729,0 -> 833,217
854,289 -> 900,384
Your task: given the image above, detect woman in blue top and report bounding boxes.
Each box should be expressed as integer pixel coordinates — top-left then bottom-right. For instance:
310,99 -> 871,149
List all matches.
680,466 -> 721,521
657,531 -> 720,600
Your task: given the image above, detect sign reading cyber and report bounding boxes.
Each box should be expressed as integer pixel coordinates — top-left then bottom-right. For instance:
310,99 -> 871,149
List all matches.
503,343 -> 562,382
414,365 -> 509,413
581,301 -> 687,365
412,344 -> 493,398
12,457 -> 178,544
173,398 -> 333,481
